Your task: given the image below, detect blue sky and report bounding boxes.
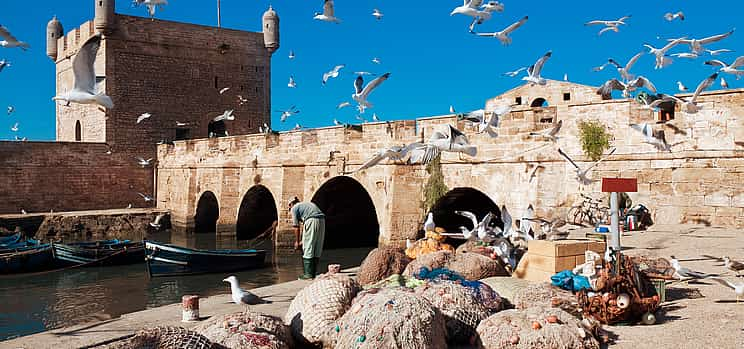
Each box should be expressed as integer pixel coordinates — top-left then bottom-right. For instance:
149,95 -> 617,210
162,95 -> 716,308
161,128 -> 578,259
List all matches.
1,0 -> 742,139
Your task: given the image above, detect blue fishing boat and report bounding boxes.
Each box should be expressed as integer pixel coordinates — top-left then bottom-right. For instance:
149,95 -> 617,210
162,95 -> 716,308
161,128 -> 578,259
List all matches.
145,241 -> 266,277
53,241 -> 145,267
0,238 -> 41,254
0,244 -> 55,274
0,233 -> 23,247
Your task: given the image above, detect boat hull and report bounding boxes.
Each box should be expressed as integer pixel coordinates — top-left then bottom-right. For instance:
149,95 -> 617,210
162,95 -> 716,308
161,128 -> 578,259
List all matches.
53,241 -> 145,267
145,242 -> 266,277
0,245 -> 55,274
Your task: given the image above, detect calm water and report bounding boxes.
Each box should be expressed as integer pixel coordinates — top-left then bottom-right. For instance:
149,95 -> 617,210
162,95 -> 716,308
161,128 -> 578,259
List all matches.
0,231 -> 373,341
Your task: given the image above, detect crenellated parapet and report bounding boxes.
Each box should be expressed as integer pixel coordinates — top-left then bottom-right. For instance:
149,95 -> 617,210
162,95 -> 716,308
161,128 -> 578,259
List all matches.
55,20 -> 98,62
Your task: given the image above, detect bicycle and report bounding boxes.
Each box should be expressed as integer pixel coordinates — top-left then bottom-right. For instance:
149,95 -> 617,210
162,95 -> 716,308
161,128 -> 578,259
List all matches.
567,194 -> 610,227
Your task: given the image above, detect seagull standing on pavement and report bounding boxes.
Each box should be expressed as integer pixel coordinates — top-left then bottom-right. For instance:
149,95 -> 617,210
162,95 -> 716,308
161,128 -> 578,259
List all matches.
557,147 -> 617,185
0,25 -> 30,50
223,275 -> 271,314
670,256 -> 715,280
723,256 -> 744,276
522,51 -> 552,85
52,34 -> 113,109
475,16 -> 528,45
314,0 -> 341,23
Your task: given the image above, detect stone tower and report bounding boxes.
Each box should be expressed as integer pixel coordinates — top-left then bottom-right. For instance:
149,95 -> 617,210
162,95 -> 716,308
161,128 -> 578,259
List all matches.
46,16 -> 64,61
94,0 -> 116,33
262,6 -> 279,55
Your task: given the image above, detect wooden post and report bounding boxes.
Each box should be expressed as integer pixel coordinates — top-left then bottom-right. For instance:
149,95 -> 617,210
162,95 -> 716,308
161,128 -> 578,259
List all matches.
182,295 -> 200,322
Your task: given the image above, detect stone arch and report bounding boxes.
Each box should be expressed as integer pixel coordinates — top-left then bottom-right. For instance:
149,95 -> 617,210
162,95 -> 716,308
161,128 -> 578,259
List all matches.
75,120 -> 82,141
235,185 -> 278,240
311,176 -> 379,249
428,187 -> 503,245
194,191 -> 219,234
531,97 -> 548,108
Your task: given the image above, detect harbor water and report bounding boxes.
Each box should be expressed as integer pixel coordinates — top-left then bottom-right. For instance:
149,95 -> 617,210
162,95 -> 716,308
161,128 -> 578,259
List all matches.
0,231 -> 373,341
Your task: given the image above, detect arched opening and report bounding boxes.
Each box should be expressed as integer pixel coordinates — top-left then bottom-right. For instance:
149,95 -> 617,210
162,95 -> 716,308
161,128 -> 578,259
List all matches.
208,120 -> 227,138
194,191 -> 219,234
75,121 -> 82,141
428,188 -> 503,247
311,176 -> 379,249
530,98 -> 548,108
236,185 -> 278,240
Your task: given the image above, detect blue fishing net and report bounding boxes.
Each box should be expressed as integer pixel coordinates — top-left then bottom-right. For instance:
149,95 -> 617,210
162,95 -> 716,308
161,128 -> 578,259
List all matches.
415,267 -> 484,294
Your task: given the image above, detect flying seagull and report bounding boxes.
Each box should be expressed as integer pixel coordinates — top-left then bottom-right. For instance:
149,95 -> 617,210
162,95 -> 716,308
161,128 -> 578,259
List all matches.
529,120 -> 563,142
288,50 -> 295,60
314,0 -> 341,23
52,34 -> 113,109
223,275 -> 271,313
503,67 -> 527,77
673,29 -> 735,54
607,52 -> 644,81
372,8 -> 383,20
333,118 -> 344,126
336,101 -> 351,110
137,192 -> 154,202
706,48 -> 734,56
136,113 -> 152,124
447,211 -> 497,242
322,64 -> 345,85
136,157 -> 154,167
557,147 -> 617,185
704,57 -> 744,78
644,37 -> 686,69
451,0 -> 493,26
276,106 -> 299,122
371,57 -> 381,64
654,73 -> 718,113
629,123 -> 672,152
0,25 -> 30,50
213,109 -> 235,122
149,213 -> 167,229
670,52 -> 699,59
219,87 -> 230,94
350,144 -> 419,173
475,16 -> 528,45
475,105 -> 510,138
664,12 -> 684,22
723,256 -> 744,276
408,125 -> 477,164
10,122 -> 18,132
175,121 -> 190,127
132,0 -> 168,19
287,75 -> 297,88
352,73 -> 391,113
0,59 -> 10,73
481,1 -> 505,13
522,51 -> 552,85
7,105 -> 14,115
584,15 -> 631,36
677,81 -> 688,92
710,277 -> 744,303
237,95 -> 248,105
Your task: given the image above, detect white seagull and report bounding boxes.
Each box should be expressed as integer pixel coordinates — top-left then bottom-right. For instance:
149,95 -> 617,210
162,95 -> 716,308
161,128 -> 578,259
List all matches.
670,52 -> 699,59
424,212 -> 436,232
584,15 -> 631,36
213,109 -> 235,122
372,8 -> 383,20
644,37 -> 686,69
452,211 -> 497,242
372,113 -> 380,122
670,256 -> 714,280
7,105 -> 14,115
673,29 -> 735,54
706,49 -> 734,56
322,64 -> 345,85
136,113 -> 152,124
481,1 -> 505,13
557,147 -> 617,185
371,57 -> 381,64
137,192 -> 154,202
503,67 -> 527,77
237,95 -> 248,105
677,81 -> 688,92
663,12 -> 685,22
219,87 -> 230,94
522,51 -> 552,85
132,0 -> 168,19
721,76 -> 729,89
0,59 -> 10,72
476,105 -> 510,138
10,122 -> 18,132
314,0 -> 341,23
288,50 -> 295,60
475,16 -> 528,45
175,121 -> 190,127
351,144 -> 418,173
136,157 -> 154,167
655,73 -> 718,113
223,275 -> 271,313
704,57 -> 744,78
629,123 -> 672,152
408,125 -> 477,164
352,73 -> 391,113
336,101 -> 351,110
451,0 -> 492,22
52,34 -> 113,109
0,25 -> 30,50
276,106 -> 299,122
149,213 -> 167,229
529,120 -> 563,142
287,75 -> 297,88
710,277 -> 744,303
596,76 -> 657,99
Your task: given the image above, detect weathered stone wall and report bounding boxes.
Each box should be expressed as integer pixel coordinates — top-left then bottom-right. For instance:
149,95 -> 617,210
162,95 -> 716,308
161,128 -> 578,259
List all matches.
486,79 -> 604,110
32,209 -> 167,241
157,87 -> 744,247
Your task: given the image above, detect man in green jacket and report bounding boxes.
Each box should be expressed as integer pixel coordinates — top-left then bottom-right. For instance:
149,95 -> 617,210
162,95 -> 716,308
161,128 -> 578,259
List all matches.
288,197 -> 326,280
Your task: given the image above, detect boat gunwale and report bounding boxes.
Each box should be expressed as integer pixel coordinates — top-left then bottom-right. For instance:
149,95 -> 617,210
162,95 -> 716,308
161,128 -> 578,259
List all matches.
144,242 -> 264,257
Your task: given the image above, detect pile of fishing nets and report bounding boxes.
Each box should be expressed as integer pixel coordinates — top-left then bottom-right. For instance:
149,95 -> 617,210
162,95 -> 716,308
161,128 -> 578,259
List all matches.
327,287 -> 447,349
403,250 -> 454,277
103,326 -> 225,349
363,273 -> 425,290
412,268 -> 504,311
284,273 -> 360,346
512,282 -> 581,317
447,252 -> 509,280
476,306 -> 600,349
413,280 -> 494,345
357,246 -> 411,286
404,236 -> 455,260
193,311 -> 293,349
455,240 -> 494,258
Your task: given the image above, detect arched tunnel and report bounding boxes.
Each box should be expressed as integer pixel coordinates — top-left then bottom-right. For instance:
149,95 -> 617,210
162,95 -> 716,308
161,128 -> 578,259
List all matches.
194,191 -> 219,234
235,185 -> 279,240
311,176 -> 380,249
428,187 -> 503,246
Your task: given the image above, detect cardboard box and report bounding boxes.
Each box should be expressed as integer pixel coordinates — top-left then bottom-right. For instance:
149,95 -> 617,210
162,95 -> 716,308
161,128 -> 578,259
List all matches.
528,240 -> 589,257
512,252 -> 554,282
528,254 -> 577,273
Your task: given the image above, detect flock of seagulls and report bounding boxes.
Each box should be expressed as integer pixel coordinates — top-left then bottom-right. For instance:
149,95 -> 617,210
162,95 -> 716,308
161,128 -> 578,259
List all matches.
670,256 -> 744,303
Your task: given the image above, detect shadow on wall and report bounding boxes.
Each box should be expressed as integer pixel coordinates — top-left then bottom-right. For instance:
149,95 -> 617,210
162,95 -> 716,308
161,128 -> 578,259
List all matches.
236,185 -> 278,240
428,187 -> 503,247
311,176 -> 379,249
194,191 -> 219,234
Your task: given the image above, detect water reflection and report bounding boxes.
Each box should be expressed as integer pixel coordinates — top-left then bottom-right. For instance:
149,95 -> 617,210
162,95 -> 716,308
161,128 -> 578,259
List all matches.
0,230 -> 372,341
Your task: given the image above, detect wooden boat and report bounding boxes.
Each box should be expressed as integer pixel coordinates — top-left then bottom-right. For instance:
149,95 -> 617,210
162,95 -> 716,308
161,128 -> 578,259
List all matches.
52,241 -> 145,267
145,241 -> 266,277
0,233 -> 23,247
0,238 -> 41,254
0,244 -> 55,274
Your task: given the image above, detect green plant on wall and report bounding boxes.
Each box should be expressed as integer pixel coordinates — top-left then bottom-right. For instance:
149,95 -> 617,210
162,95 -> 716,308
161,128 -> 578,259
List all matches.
578,119 -> 612,162
422,154 -> 448,212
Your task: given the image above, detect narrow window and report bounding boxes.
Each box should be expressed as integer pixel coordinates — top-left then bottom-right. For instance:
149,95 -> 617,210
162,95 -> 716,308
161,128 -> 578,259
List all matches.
75,120 -> 82,141
175,128 -> 190,141
563,93 -> 571,101
515,97 -> 522,105
99,1 -> 103,6
214,76 -> 218,89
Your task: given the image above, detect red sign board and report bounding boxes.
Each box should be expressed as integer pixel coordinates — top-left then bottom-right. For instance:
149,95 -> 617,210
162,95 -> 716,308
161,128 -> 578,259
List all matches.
602,178 -> 638,193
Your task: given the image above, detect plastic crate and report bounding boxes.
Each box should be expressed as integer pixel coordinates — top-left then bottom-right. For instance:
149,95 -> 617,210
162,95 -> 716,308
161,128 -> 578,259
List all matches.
650,278 -> 666,303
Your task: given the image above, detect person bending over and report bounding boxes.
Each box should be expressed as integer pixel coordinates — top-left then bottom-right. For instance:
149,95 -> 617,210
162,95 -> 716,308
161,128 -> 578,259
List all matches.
288,197 -> 326,280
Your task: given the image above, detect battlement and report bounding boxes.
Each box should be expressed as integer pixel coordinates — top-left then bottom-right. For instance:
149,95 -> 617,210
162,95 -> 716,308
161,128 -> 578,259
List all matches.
55,20 -> 97,62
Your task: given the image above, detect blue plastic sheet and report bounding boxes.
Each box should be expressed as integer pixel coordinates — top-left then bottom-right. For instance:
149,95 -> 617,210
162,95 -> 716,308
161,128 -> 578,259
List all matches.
551,270 -> 592,292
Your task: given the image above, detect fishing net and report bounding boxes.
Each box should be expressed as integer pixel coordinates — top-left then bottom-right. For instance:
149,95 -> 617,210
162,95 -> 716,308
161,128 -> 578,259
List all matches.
103,326 -> 226,349
475,306 -> 600,349
284,273 -> 360,346
363,274 -> 426,290
412,268 -> 504,312
512,282 -> 581,317
413,280 -> 493,345
631,255 -> 674,279
193,311 -> 293,349
455,240 -> 493,258
327,287 -> 447,349
357,246 -> 411,286
404,238 -> 455,259
446,251 -> 509,280
402,250 -> 454,277
480,277 -> 533,306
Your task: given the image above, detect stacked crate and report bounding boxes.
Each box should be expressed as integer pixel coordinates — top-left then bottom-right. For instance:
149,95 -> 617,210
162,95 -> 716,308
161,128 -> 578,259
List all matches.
513,240 -> 606,282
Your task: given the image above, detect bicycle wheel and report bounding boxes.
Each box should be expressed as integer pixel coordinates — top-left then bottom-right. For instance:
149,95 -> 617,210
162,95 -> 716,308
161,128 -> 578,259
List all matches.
567,206 -> 583,226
